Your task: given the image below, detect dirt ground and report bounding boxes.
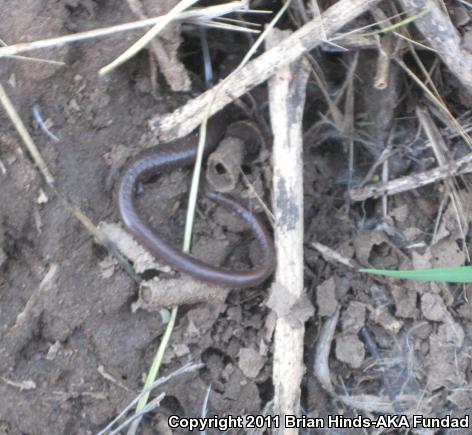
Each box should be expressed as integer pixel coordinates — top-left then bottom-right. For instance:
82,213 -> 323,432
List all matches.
1,0 -> 472,434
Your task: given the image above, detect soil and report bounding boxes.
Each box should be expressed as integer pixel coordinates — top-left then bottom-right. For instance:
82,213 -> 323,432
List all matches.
1,1 -> 472,435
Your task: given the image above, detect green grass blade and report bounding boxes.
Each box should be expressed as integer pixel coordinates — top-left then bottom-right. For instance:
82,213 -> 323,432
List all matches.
359,266 -> 472,283
361,9 -> 430,37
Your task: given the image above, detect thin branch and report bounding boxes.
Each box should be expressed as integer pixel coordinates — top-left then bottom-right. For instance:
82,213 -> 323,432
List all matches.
267,28 -> 310,429
149,0 -> 382,142
399,0 -> 472,94
349,152 -> 472,201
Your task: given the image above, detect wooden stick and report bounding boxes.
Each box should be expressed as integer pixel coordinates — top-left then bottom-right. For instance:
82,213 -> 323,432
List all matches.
349,152 -> 472,201
267,29 -> 309,433
149,0 -> 382,142
399,0 -> 472,94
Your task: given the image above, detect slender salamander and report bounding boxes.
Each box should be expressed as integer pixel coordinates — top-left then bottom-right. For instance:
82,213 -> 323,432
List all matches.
116,115 -> 275,288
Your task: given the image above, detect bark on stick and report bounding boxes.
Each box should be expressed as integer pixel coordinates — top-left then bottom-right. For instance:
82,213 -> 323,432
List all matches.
267,29 -> 310,434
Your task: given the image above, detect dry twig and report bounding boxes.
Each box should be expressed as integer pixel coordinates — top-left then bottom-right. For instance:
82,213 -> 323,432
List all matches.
349,152 -> 472,201
399,0 -> 472,94
267,28 -> 310,433
149,0 -> 382,142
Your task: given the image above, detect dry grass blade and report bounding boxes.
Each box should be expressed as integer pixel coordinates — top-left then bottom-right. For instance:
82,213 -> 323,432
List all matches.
361,8 -> 430,37
128,307 -> 179,434
329,10 -> 407,43
97,363 -> 203,435
305,54 -> 344,129
0,82 -> 54,185
0,53 -> 65,66
239,169 -> 275,225
198,18 -> 260,33
396,59 -> 472,149
214,15 -> 261,28
416,107 -> 470,259
3,55 -> 65,65
99,0 -> 201,75
392,30 -> 435,51
0,2 -> 251,59
108,394 -> 164,435
311,0 -> 327,39
344,52 -> 358,190
0,37 -> 65,65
